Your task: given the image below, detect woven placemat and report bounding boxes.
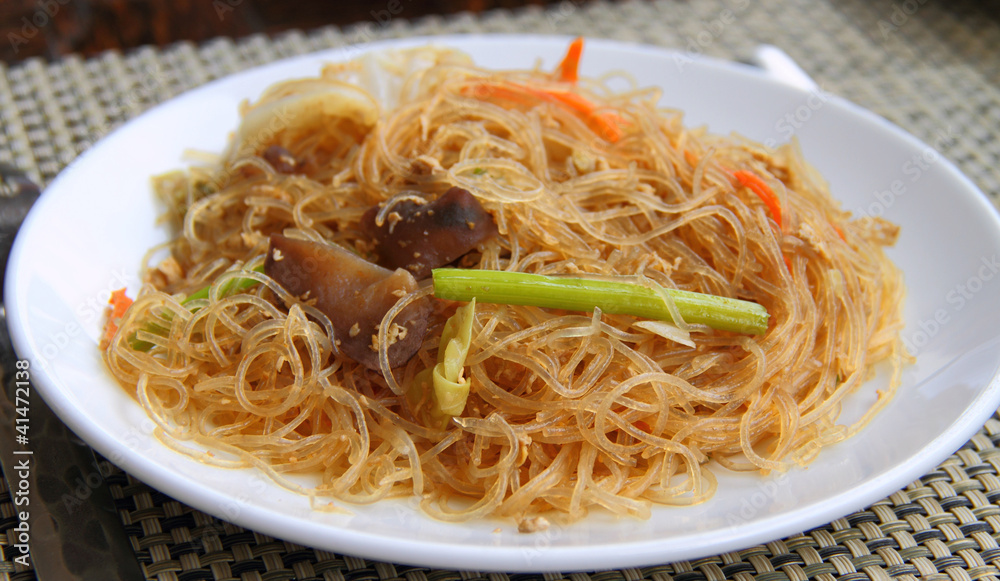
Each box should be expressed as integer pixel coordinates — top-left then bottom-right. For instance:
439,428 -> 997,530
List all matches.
2,0 -> 1000,579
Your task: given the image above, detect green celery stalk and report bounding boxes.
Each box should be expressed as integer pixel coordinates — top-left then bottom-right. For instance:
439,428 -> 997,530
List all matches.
431,268 -> 769,335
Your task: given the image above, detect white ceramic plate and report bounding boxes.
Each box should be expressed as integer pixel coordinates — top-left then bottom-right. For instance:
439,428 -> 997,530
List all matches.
7,35 -> 1000,572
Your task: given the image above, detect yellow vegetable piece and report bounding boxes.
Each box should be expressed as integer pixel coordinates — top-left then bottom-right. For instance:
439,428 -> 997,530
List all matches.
409,299 -> 476,425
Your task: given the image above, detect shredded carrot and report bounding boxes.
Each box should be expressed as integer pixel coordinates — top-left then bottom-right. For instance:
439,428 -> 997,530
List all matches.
724,169 -> 790,273
102,288 -> 133,346
544,90 -> 624,142
683,149 -> 699,168
633,420 -> 651,433
465,83 -> 535,107
463,81 -> 623,142
834,224 -> 846,242
459,38 -> 626,142
732,170 -> 783,230
109,288 -> 133,318
555,37 -> 584,83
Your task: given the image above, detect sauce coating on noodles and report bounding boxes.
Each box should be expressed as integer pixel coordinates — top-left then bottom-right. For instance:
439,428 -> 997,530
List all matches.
102,41 -> 906,524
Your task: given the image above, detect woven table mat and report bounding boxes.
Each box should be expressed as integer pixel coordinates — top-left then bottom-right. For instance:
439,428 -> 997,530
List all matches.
2,0 -> 1000,579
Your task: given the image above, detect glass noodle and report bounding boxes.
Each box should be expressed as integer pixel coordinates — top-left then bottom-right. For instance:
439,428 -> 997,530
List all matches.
102,44 -> 906,525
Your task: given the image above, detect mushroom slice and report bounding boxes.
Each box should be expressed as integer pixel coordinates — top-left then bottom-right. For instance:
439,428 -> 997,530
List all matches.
264,234 -> 430,370
361,187 -> 498,280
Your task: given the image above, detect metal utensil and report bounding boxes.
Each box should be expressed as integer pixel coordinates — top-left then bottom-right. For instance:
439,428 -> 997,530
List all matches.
0,163 -> 146,580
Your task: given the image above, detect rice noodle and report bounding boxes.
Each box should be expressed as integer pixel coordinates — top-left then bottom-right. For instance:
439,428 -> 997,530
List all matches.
103,45 -> 907,523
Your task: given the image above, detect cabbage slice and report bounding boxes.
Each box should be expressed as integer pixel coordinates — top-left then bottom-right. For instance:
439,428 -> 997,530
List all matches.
409,298 -> 477,427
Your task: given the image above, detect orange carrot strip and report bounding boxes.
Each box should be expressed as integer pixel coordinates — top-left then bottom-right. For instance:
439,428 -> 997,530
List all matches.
462,82 -> 536,107
834,224 -> 846,241
109,288 -> 133,318
555,37 -> 584,83
544,90 -> 625,142
462,81 -> 623,142
103,288 -> 134,345
683,149 -> 699,167
733,170 -> 783,230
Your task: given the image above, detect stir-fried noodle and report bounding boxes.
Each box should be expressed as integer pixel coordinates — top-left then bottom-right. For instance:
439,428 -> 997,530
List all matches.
103,43 -> 906,523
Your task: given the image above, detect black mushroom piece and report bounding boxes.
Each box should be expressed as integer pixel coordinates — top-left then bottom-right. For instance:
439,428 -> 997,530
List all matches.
262,145 -> 301,174
264,233 -> 430,370
360,186 -> 498,280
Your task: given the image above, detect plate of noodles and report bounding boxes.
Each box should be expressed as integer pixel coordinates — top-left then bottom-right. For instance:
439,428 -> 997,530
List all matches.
7,34 -> 1000,572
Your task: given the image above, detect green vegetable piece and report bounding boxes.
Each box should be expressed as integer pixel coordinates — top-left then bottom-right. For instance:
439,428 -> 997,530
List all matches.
181,264 -> 265,305
432,268 -> 769,335
433,297 -> 476,416
130,264 -> 266,351
409,298 -> 477,426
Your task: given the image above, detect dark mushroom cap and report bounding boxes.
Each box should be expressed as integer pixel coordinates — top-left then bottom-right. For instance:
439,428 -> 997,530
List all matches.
264,233 -> 430,369
361,186 -> 498,279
